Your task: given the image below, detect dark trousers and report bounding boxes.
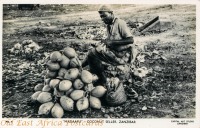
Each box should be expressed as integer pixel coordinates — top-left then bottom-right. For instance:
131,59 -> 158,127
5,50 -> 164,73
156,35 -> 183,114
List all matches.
85,48 -> 128,85
87,49 -> 107,85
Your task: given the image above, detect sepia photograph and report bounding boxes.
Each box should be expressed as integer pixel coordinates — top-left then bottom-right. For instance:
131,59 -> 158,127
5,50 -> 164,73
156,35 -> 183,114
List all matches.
1,2 -> 198,125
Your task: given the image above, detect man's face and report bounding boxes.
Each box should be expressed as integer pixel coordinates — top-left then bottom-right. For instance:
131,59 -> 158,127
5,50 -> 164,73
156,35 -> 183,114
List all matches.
99,11 -> 113,24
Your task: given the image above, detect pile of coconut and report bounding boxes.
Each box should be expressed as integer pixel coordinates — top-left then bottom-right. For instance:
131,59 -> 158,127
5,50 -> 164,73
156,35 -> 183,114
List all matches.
7,39 -> 42,55
75,26 -> 107,40
31,46 -> 107,118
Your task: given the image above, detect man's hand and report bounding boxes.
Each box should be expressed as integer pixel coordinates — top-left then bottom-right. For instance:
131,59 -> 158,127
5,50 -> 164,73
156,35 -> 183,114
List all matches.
96,43 -> 106,52
106,39 -> 112,46
101,39 -> 112,46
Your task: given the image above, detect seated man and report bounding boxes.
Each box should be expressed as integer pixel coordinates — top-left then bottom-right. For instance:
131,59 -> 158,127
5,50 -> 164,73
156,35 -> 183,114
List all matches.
82,5 -> 134,85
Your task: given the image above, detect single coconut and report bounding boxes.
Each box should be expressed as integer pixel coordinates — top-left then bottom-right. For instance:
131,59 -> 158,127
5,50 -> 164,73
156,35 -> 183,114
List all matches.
73,79 -> 84,90
91,86 -> 107,98
59,80 -> 72,91
81,70 -> 93,84
89,96 -> 101,109
70,90 -> 85,101
51,103 -> 64,118
31,91 -> 42,102
34,83 -> 44,91
63,47 -> 76,58
60,96 -> 74,111
46,60 -> 60,71
92,74 -> 99,82
76,97 -> 89,111
47,70 -> 57,78
50,51 -> 62,62
58,68 -> 67,78
49,79 -> 60,88
38,102 -> 54,115
37,92 -> 52,104
64,68 -> 79,81
42,85 -> 52,92
60,55 -> 70,68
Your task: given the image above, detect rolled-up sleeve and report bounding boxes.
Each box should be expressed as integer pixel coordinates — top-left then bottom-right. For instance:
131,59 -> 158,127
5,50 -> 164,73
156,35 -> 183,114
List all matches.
118,19 -> 133,38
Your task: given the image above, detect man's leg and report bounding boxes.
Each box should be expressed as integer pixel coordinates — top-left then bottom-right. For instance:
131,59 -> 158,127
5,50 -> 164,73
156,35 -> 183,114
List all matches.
87,49 -> 107,86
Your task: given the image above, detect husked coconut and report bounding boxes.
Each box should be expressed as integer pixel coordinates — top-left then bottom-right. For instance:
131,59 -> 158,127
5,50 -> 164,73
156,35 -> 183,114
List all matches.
42,85 -> 52,92
47,70 -> 57,78
34,83 -> 44,91
89,96 -> 101,109
49,79 -> 60,88
46,60 -> 60,71
91,86 -> 107,98
76,97 -> 89,111
81,70 -> 93,84
37,92 -> 52,103
60,96 -> 74,111
51,103 -> 64,118
64,68 -> 79,81
59,80 -> 72,91
70,90 -> 84,101
31,91 -> 42,101
50,51 -> 62,62
63,47 -> 76,58
60,55 -> 70,68
92,74 -> 99,82
38,102 -> 54,115
58,68 -> 67,78
73,79 -> 84,90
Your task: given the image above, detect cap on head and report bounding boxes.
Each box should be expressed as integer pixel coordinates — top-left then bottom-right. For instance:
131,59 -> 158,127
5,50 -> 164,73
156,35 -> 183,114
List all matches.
98,5 -> 113,12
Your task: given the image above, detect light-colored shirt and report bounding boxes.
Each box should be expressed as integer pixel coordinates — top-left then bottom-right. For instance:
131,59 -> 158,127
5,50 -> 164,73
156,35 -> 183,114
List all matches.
106,17 -> 133,58
107,17 -> 133,41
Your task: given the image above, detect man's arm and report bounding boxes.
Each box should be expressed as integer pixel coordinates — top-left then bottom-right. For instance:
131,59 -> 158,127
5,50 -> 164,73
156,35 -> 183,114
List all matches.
108,19 -> 134,46
108,37 -> 133,46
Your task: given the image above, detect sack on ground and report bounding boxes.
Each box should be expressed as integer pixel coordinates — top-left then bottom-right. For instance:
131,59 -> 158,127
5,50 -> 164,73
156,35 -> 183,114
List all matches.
105,83 -> 127,106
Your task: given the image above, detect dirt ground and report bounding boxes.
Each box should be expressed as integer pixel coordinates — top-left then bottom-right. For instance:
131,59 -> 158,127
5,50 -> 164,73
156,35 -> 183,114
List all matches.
2,4 -> 196,118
